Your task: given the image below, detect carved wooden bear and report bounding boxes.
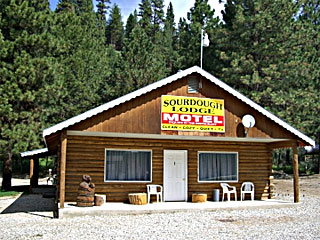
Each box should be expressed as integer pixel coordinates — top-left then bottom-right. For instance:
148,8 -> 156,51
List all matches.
77,175 -> 95,207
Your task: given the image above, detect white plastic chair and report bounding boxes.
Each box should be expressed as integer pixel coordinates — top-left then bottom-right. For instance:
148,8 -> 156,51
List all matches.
241,182 -> 254,201
147,184 -> 163,203
220,183 -> 237,201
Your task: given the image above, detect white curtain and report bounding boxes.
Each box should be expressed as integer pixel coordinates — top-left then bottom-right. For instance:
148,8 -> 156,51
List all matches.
199,153 -> 237,181
105,150 -> 151,181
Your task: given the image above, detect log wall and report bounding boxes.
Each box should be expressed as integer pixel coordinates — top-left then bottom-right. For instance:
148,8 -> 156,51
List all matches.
64,135 -> 272,202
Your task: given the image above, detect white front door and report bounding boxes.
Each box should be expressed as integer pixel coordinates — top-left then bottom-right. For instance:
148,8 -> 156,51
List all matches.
164,150 -> 187,201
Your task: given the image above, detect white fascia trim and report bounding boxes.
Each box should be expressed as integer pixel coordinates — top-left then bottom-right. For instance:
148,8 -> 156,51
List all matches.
67,130 -> 291,144
43,66 -> 315,147
20,148 -> 48,157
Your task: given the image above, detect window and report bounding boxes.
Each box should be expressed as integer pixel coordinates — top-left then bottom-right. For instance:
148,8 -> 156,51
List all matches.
198,152 -> 238,182
105,149 -> 152,182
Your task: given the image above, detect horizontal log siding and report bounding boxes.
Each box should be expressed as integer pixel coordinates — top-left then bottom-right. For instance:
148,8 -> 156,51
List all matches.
64,136 -> 272,202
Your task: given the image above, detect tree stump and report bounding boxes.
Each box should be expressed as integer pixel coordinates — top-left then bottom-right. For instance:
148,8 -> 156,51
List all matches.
192,193 -> 207,203
94,195 -> 105,206
128,193 -> 147,205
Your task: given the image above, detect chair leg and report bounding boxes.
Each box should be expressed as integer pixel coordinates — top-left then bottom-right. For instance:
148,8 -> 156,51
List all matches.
222,193 -> 225,201
235,192 -> 237,201
227,193 -> 230,201
148,194 -> 150,203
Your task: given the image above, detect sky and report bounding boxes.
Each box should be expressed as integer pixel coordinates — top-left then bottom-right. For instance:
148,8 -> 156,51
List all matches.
49,0 -> 225,24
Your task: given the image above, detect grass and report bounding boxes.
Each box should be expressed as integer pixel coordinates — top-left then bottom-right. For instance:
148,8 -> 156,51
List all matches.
0,189 -> 20,198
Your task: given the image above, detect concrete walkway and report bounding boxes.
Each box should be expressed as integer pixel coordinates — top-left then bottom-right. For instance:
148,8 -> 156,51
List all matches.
59,199 -> 297,218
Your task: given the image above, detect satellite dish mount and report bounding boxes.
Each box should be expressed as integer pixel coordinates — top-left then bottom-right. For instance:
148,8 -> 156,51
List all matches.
242,114 -> 256,137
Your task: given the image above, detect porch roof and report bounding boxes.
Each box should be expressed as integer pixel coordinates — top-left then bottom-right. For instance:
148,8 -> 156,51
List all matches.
20,148 -> 49,159
67,130 -> 293,144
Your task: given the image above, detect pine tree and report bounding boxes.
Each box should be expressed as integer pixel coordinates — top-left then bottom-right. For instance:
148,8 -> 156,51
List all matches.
125,10 -> 138,39
56,0 -> 76,13
0,0 -> 60,189
177,17 -> 190,68
151,0 -> 164,41
106,4 -> 124,50
52,0 -> 113,120
163,2 -> 179,73
282,0 -> 320,138
121,25 -> 168,92
215,1 -> 296,98
139,0 -> 153,37
96,0 -> 110,21
75,0 -> 93,14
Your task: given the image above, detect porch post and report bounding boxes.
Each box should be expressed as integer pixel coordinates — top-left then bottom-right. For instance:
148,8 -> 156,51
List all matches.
29,157 -> 39,193
29,158 -> 34,193
59,131 -> 67,208
318,132 -> 320,174
292,142 -> 299,203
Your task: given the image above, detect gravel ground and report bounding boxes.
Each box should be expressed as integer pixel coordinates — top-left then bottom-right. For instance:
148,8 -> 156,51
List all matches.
0,176 -> 320,240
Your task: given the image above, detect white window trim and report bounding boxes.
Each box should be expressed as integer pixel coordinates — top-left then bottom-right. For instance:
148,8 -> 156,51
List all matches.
104,148 -> 152,183
197,151 -> 239,183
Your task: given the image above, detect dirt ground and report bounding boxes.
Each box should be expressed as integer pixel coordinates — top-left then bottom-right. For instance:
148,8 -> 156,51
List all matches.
274,174 -> 320,197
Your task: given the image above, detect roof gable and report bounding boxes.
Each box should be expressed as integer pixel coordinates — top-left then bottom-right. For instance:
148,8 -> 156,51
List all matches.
43,66 -> 315,146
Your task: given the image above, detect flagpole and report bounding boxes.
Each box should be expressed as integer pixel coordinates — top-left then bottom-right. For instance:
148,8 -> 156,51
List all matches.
200,29 -> 204,69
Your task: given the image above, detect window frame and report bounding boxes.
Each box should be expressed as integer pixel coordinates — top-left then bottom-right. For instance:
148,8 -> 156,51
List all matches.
104,148 -> 152,183
197,151 -> 239,183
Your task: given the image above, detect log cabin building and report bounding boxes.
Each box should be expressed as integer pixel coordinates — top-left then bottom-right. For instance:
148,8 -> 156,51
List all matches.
22,66 -> 315,208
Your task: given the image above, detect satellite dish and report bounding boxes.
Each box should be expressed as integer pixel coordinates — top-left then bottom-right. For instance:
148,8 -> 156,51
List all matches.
242,115 -> 255,128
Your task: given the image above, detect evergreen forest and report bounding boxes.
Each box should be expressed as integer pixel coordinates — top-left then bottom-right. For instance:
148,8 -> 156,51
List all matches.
0,0 -> 319,185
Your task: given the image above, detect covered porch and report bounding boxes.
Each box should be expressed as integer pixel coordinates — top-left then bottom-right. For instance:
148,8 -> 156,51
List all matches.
20,148 -> 56,194
58,199 -> 297,218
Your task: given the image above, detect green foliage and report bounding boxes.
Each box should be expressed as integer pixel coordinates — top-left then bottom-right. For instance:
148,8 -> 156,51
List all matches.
272,163 -> 316,175
39,157 -> 54,177
272,148 -> 318,175
50,1 -> 114,122
0,189 -> 19,197
96,0 -> 110,21
162,2 -> 179,73
125,11 -> 138,39
177,0 -> 219,68
0,0 -> 58,158
121,25 -> 168,92
151,0 -> 164,40
213,0 -> 320,139
139,0 -> 153,37
106,4 -> 124,50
